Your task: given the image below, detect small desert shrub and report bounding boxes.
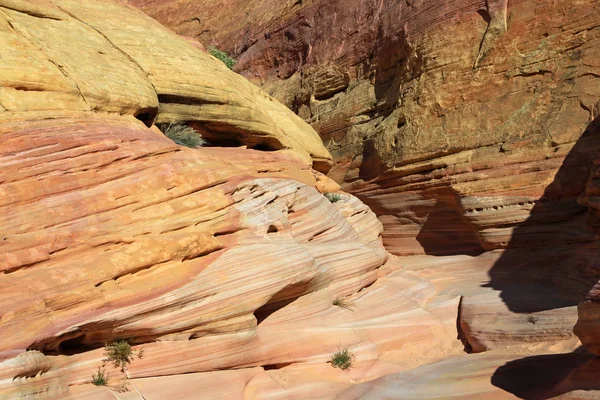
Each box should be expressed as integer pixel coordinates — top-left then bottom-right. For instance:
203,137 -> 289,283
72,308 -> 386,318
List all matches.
330,347 -> 354,370
160,123 -> 205,148
332,297 -> 354,311
208,46 -> 236,70
324,192 -> 342,203
104,340 -> 143,372
91,366 -> 108,386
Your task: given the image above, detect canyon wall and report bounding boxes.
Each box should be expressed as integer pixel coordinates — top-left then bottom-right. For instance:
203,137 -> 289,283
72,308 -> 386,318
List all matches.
133,0 -> 600,257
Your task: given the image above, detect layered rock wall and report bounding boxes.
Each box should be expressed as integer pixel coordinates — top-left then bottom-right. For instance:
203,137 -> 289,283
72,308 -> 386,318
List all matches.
133,0 -> 600,259
131,1 -> 600,393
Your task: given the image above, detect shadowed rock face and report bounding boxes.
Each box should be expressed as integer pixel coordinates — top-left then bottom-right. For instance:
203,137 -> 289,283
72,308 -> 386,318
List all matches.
573,111 -> 600,357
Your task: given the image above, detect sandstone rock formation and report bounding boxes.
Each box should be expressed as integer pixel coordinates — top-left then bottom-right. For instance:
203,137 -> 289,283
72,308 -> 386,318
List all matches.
0,0 -> 331,172
2,0 -> 600,398
130,0 -> 600,397
132,0 -> 600,257
0,112 -> 393,397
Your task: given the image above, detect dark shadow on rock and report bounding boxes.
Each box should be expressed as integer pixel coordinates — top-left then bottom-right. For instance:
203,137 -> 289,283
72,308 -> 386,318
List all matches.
485,115 -> 600,313
359,139 -> 384,181
372,28 -> 422,120
491,347 -> 600,399
416,187 -> 485,256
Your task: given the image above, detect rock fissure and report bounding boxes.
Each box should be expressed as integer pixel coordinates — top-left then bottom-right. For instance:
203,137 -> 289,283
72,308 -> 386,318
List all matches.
0,2 -> 63,20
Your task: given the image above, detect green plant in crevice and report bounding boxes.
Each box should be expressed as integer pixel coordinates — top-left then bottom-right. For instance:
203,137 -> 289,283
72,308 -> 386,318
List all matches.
159,123 -> 206,148
91,366 -> 108,386
324,192 -> 342,203
208,46 -> 236,70
332,297 -> 354,311
104,340 -> 144,372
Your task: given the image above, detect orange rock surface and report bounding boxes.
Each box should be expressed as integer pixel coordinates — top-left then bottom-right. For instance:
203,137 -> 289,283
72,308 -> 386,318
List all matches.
0,112 -> 392,397
1,0 -> 600,398
131,1 -> 600,394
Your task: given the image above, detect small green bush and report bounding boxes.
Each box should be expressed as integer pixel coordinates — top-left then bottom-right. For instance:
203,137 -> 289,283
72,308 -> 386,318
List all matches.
160,123 -> 205,148
324,192 -> 342,203
330,347 -> 354,370
332,297 -> 354,311
208,46 -> 236,70
104,340 -> 143,372
91,366 -> 108,386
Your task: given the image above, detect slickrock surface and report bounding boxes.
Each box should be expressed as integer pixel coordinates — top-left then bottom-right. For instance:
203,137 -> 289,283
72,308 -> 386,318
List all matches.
60,351 -> 600,399
2,0 -> 600,398
0,112 -> 390,397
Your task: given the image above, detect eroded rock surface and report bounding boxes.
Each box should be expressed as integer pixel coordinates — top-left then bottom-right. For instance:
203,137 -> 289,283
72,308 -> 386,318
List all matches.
0,113 -> 394,398
0,0 -> 331,171
133,0 -> 600,257
2,0 -> 600,398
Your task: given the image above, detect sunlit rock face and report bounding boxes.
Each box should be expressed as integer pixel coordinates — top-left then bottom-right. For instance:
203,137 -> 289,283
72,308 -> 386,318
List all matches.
0,0 -> 331,172
133,0 -> 600,257
2,0 -> 600,398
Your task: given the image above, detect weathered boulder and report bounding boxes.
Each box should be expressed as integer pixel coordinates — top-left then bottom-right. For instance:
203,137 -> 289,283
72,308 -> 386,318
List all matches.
575,279 -> 600,357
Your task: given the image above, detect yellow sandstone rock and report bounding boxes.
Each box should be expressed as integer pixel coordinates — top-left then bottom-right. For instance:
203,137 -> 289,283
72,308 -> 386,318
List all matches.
0,0 -> 331,170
